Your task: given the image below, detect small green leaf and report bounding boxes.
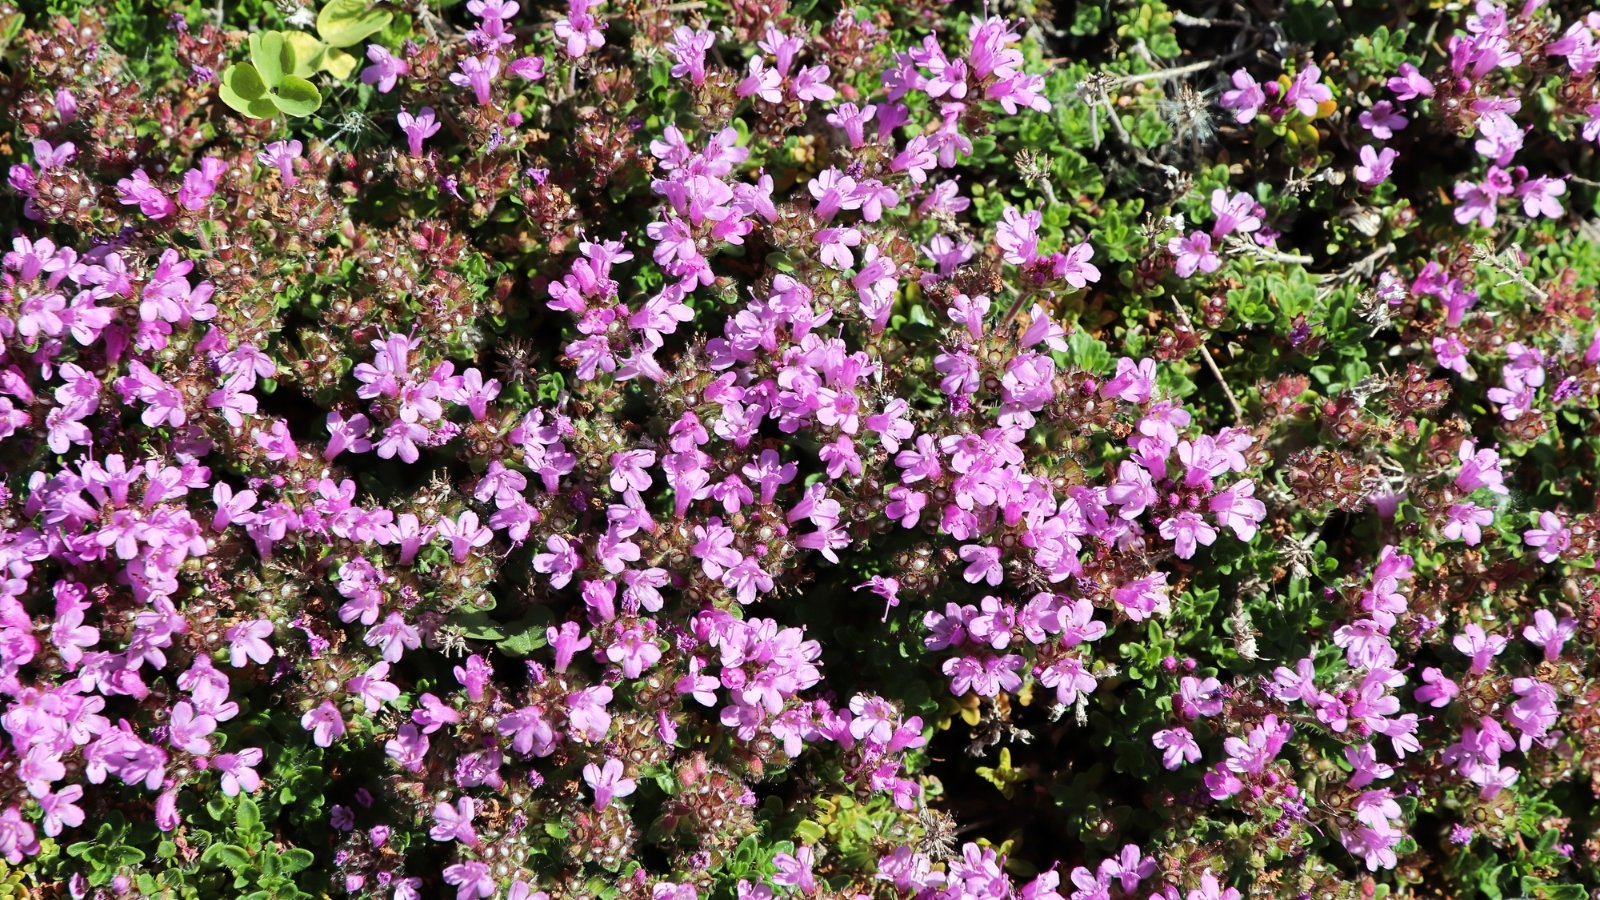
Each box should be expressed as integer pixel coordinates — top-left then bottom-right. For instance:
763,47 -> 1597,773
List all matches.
219,64 -> 278,119
202,843 -> 252,869
248,31 -> 288,86
322,46 -> 359,80
446,608 -> 505,641
278,848 -> 315,873
236,797 -> 261,833
317,0 -> 393,48
282,31 -> 328,78
270,75 -> 322,117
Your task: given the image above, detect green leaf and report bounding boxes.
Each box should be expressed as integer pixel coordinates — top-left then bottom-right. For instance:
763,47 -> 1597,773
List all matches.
495,608 -> 554,657
278,848 -> 315,873
270,75 -> 322,117
236,798 -> 261,833
446,609 -> 504,641
202,843 -> 252,869
219,64 -> 278,119
317,0 -> 393,48
322,46 -> 359,79
248,31 -> 288,86
282,31 -> 328,78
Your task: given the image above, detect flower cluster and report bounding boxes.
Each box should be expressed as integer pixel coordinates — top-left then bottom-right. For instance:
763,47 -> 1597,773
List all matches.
2,0 -> 1600,898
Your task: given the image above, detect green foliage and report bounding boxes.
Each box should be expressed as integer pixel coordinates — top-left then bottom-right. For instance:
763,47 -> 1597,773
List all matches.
219,30 -> 324,119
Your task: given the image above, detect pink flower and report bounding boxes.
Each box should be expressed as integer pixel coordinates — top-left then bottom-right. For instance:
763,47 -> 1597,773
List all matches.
1159,511 -> 1217,559
301,701 -> 346,747
1414,668 -> 1458,708
1284,64 -> 1332,117
583,757 -> 636,810
554,0 -> 607,58
443,862 -> 495,900
225,619 -> 274,667
1052,241 -> 1100,287
1354,145 -> 1396,187
450,55 -> 501,106
1209,190 -> 1261,239
1358,101 -> 1407,139
1387,62 -> 1433,100
430,796 -> 478,844
37,786 -> 85,837
114,169 -> 175,218
1441,502 -> 1493,546
1168,231 -> 1220,278
214,748 -> 264,796
360,45 -> 409,93
1523,511 -> 1571,563
996,206 -> 1042,266
959,544 -> 1004,586
1523,609 -> 1576,662
1517,176 -> 1566,218
257,140 -> 303,188
1452,623 -> 1507,675
1209,479 -> 1266,540
397,107 -> 442,156
1219,69 -> 1264,122
437,511 -> 493,562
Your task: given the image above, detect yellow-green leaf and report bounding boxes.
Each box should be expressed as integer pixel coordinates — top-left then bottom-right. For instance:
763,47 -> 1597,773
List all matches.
321,46 -> 359,80
219,64 -> 277,119
317,0 -> 393,48
269,75 -> 322,117
248,31 -> 289,86
282,31 -> 328,78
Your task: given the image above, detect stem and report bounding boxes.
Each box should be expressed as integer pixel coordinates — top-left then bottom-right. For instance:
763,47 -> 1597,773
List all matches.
998,285 -> 1030,330
1169,296 -> 1244,422
1227,236 -> 1314,266
1098,97 -> 1132,145
1112,57 -> 1217,86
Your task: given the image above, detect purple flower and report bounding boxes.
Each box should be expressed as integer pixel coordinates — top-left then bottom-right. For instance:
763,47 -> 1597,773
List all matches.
1283,64 -> 1332,117
1358,101 -> 1407,139
1219,68 -> 1264,122
1159,511 -> 1217,559
1152,727 -> 1200,769
397,107 -> 442,156
360,45 -> 409,93
114,169 -> 176,218
450,55 -> 501,106
1452,623 -> 1507,675
301,701 -> 346,747
554,0 -> 606,58
1517,176 -> 1566,218
1168,231 -> 1220,278
225,619 -> 273,667
583,757 -> 636,810
443,861 -> 495,900
1387,62 -> 1433,100
1523,609 -> 1576,661
430,796 -> 478,844
257,140 -> 303,188
1354,145 -> 1396,187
